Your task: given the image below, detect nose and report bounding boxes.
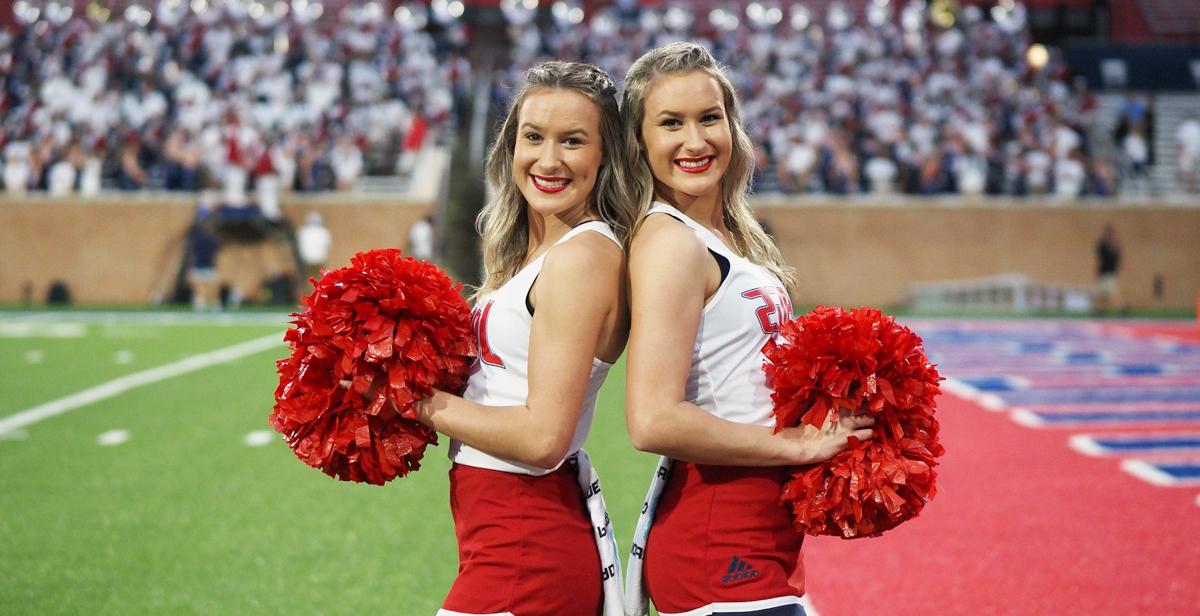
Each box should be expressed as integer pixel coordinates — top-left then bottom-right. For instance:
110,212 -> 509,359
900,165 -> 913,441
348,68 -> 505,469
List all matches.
682,122 -> 706,153
534,142 -> 563,173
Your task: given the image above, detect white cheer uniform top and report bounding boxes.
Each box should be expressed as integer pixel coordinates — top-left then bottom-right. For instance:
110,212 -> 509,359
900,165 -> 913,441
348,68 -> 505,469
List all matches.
450,220 -> 618,476
649,201 -> 792,427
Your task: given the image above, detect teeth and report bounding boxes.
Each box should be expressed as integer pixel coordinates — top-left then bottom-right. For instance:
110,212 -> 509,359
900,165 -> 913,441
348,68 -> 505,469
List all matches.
677,158 -> 711,169
533,176 -> 568,188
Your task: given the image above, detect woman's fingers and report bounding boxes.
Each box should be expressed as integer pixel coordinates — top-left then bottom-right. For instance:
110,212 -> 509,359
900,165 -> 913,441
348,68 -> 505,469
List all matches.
851,428 -> 874,441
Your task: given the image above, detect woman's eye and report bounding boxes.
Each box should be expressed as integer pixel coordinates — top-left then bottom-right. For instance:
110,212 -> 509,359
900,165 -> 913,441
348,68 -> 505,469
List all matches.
702,114 -> 722,123
563,137 -> 582,147
661,118 -> 681,128
524,132 -> 542,142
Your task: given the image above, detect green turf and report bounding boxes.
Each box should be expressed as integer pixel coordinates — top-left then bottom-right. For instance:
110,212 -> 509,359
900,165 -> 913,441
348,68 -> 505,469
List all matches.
0,313 -> 661,615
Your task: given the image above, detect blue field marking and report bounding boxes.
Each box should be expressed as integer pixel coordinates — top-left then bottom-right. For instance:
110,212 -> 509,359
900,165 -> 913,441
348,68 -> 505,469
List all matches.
998,388 -> 1200,405
1119,459 -> 1200,487
1064,351 -> 1102,364
1070,434 -> 1200,456
958,377 -> 1017,392
1025,410 -> 1200,425
1114,364 -> 1166,376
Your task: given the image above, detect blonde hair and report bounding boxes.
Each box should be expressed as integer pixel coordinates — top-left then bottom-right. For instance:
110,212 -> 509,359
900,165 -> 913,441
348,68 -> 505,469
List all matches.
474,61 -> 637,301
621,42 -> 796,290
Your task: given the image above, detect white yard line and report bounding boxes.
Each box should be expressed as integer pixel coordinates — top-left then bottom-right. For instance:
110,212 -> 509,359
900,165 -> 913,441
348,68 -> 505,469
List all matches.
0,334 -> 281,434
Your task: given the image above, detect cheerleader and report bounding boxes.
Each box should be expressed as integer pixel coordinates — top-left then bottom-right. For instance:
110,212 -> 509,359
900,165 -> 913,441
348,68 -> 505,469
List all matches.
413,62 -> 636,616
620,43 -> 875,616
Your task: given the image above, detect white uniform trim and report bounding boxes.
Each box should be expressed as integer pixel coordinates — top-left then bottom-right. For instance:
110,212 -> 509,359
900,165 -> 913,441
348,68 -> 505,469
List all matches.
624,204 -> 795,616
451,221 -> 620,475
659,595 -> 804,616
435,610 -> 514,616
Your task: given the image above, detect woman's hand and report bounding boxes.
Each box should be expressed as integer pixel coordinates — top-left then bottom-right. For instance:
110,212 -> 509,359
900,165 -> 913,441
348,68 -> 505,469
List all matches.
776,407 -> 876,465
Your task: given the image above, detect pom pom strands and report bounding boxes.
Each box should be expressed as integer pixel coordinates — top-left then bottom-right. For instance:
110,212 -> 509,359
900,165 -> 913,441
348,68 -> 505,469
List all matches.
763,306 -> 944,538
270,249 -> 473,485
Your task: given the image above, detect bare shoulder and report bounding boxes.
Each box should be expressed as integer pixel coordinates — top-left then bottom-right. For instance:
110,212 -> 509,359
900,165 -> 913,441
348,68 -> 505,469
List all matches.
542,229 -> 623,279
630,213 -> 707,273
540,230 -> 624,295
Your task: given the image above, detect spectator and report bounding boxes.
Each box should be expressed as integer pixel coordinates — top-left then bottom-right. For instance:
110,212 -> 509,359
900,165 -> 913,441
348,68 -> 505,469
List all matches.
405,213 -> 434,262
1094,224 -> 1122,315
187,204 -> 221,311
1176,113 -> 1200,194
297,212 -> 332,281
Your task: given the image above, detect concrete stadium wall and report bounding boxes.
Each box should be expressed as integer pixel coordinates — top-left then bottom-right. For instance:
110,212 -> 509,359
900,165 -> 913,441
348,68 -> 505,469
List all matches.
2,195 -> 1197,309
756,198 -> 1200,310
0,194 -> 432,305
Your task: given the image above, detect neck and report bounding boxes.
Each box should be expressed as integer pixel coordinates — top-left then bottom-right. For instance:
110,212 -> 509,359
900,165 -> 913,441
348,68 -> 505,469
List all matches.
525,203 -> 596,258
657,186 -> 725,233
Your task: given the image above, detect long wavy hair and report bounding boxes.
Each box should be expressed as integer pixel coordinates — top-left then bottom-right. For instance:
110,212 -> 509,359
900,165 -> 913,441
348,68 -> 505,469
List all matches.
621,42 -> 796,290
473,61 -> 637,301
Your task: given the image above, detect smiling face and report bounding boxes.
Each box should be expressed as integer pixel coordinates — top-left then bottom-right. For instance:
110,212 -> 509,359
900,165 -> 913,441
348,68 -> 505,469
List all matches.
639,70 -> 732,206
512,87 -> 603,222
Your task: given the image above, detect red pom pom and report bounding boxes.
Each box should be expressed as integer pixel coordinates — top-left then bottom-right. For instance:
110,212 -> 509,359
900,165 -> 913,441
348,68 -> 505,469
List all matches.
270,249 -> 474,485
763,306 -> 944,538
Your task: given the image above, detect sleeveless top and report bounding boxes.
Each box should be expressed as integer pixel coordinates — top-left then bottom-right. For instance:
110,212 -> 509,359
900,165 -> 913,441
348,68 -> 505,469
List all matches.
647,201 -> 792,427
450,220 -> 619,476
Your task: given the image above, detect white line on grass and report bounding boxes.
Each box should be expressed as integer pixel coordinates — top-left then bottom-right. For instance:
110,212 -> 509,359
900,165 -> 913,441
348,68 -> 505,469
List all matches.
97,429 -> 130,446
114,350 -> 134,364
0,334 -> 281,435
24,350 -> 44,364
243,430 -> 276,447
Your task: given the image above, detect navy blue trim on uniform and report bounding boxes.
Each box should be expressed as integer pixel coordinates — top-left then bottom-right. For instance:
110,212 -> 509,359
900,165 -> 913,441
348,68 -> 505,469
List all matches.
709,249 -> 731,286
711,604 -> 806,616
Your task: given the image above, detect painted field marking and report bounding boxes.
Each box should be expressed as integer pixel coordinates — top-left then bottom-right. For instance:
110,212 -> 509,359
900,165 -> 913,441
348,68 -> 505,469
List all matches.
114,350 -> 134,365
0,322 -> 86,338
24,350 -> 44,364
1120,459 -> 1200,487
1012,409 -> 1200,429
0,334 -> 281,435
1069,433 -> 1200,457
243,430 -> 276,447
0,428 -> 28,441
97,429 -> 130,447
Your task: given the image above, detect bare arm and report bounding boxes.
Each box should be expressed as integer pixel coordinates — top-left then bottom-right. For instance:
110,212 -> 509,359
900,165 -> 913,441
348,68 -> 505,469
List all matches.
625,215 -> 872,466
414,233 -> 621,469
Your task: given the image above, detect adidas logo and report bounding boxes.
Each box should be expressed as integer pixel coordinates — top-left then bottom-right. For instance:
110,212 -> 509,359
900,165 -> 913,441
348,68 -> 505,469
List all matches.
720,555 -> 759,584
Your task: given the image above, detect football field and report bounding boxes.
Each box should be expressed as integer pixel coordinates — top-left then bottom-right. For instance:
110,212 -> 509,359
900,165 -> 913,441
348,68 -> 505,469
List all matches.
0,312 -> 661,614
4,312 -> 1198,615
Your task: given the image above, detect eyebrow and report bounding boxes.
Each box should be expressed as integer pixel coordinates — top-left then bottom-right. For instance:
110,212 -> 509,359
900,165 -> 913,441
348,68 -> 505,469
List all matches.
655,105 -> 724,118
519,122 -> 591,137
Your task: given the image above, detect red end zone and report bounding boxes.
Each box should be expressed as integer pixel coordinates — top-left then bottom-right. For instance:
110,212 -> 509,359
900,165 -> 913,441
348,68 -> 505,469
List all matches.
802,392 -> 1200,616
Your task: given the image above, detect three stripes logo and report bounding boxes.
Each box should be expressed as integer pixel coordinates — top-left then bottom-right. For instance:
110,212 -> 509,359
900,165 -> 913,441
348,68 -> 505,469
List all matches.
721,555 -> 759,584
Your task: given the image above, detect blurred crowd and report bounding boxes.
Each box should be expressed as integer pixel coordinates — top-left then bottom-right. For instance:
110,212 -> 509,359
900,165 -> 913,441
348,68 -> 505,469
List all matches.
0,1 -> 471,201
506,1 -> 1158,198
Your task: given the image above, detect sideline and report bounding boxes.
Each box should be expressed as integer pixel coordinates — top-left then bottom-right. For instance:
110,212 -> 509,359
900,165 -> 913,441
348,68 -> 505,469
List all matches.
0,334 -> 282,434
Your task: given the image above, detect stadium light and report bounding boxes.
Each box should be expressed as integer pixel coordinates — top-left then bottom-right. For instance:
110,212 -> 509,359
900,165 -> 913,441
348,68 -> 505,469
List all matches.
449,1 -> 465,18
765,7 -> 782,25
1026,44 -> 1049,70
567,7 -> 583,23
191,0 -> 209,13
522,0 -> 538,10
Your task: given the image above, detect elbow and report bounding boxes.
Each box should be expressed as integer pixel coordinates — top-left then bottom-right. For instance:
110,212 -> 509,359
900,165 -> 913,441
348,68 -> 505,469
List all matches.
525,434 -> 573,471
626,405 -> 663,454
